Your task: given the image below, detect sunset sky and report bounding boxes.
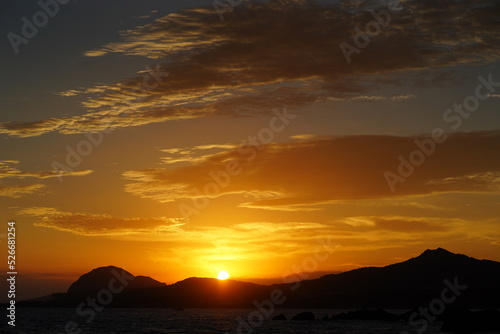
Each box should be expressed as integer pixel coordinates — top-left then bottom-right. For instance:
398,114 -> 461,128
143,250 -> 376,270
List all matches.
1,0 -> 500,301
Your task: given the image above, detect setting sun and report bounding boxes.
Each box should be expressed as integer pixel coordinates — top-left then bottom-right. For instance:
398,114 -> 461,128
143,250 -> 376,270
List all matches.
217,271 -> 230,280
3,3 -> 500,333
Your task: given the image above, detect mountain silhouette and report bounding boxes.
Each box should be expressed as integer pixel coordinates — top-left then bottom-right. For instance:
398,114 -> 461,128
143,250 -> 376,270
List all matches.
18,248 -> 500,309
67,265 -> 166,298
279,247 -> 500,308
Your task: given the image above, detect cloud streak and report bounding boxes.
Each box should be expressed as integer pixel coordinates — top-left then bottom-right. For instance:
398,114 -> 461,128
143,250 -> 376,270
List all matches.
0,160 -> 92,198
20,205 -> 499,269
1,0 -> 499,137
123,131 -> 500,208
0,184 -> 46,198
18,207 -> 185,237
0,160 -> 92,179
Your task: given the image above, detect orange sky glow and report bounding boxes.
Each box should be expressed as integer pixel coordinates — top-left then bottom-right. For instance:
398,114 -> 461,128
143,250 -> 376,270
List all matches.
1,0 -> 500,302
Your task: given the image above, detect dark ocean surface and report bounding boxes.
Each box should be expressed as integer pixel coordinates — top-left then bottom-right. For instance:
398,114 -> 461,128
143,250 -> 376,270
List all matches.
2,307 -> 494,334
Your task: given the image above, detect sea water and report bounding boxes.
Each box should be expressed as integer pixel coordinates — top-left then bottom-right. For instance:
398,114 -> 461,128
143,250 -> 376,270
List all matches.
0,308 -> 457,334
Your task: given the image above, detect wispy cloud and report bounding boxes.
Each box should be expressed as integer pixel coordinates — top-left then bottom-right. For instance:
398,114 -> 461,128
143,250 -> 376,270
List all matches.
18,207 -> 185,237
1,0 -> 498,137
0,184 -> 46,198
160,144 -> 238,165
0,161 -> 92,198
0,160 -> 92,179
17,205 -> 500,269
326,94 -> 416,102
341,216 -> 457,233
122,131 -> 500,207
